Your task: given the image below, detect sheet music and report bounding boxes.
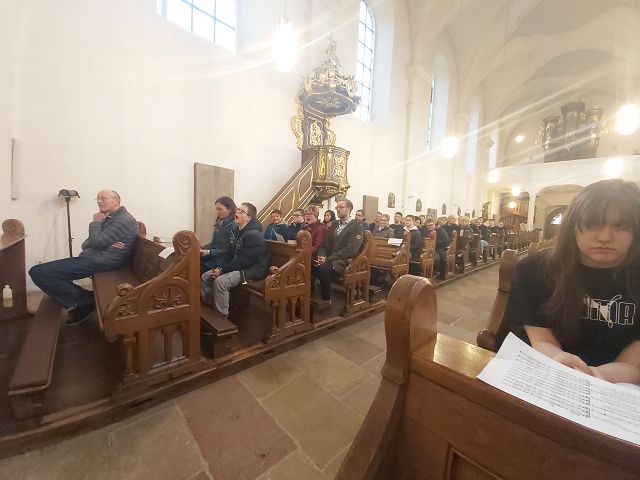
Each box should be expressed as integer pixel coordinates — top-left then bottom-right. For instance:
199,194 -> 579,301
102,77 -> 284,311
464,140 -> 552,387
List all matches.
159,247 -> 174,259
387,238 -> 402,246
477,333 -> 640,445
275,233 -> 286,243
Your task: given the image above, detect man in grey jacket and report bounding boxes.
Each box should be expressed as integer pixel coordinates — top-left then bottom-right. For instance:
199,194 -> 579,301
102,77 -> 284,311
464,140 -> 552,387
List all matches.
30,189 -> 139,325
313,199 -> 364,301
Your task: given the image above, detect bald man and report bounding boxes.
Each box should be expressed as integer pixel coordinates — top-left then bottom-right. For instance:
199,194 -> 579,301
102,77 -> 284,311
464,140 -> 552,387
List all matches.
30,189 -> 139,325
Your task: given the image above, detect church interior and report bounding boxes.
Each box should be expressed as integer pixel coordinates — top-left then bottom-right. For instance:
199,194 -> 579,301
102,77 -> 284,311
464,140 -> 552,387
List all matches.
1,0 -> 640,478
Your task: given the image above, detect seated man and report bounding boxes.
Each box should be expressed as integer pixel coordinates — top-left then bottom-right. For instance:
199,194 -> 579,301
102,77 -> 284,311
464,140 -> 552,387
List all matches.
200,202 -> 268,317
29,190 -> 139,325
390,211 -> 405,239
372,213 -> 393,238
368,211 -> 382,232
442,214 -> 460,237
263,209 -> 287,240
283,208 -> 305,241
355,209 -> 366,224
471,217 -> 490,258
313,199 -> 364,302
421,219 -> 449,279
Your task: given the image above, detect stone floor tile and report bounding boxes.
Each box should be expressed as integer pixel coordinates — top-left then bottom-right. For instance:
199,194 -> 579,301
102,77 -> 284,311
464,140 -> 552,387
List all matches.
238,355 -> 303,399
178,377 -> 296,480
348,321 -> 386,350
259,451 -> 328,480
437,322 -> 478,346
341,375 -> 381,415
362,352 -> 385,377
23,429 -> 111,480
322,446 -> 349,479
0,453 -> 27,480
280,343 -> 367,397
262,376 -> 364,469
108,405 -> 204,480
437,310 -> 460,325
319,330 -> 383,365
342,312 -> 384,335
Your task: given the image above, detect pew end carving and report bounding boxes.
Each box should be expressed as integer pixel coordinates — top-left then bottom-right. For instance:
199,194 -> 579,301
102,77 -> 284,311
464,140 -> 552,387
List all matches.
476,249 -> 519,352
244,230 -> 313,343
337,230 -> 372,315
370,231 -> 410,289
93,229 -> 203,393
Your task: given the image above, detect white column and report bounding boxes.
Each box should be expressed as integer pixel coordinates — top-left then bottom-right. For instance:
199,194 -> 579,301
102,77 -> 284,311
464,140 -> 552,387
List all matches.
527,192 -> 537,231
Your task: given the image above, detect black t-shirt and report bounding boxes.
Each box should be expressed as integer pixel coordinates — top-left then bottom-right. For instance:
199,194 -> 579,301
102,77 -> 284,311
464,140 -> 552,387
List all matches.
506,253 -> 640,366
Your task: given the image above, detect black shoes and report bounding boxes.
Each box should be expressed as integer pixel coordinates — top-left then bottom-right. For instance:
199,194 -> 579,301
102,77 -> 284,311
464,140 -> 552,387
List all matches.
66,304 -> 96,326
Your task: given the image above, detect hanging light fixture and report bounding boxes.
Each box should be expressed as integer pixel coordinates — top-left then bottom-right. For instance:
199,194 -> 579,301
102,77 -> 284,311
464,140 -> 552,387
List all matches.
273,2 -> 297,73
616,103 -> 639,135
511,186 -> 521,197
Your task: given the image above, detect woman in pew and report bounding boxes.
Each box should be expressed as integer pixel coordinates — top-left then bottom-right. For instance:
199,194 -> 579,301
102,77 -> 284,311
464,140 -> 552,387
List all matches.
505,179 -> 640,384
201,196 -> 236,274
303,206 -> 328,258
323,209 -> 336,229
405,215 -> 422,276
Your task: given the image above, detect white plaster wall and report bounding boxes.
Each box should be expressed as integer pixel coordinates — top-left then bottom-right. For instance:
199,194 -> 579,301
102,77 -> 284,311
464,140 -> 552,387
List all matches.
0,0 -> 413,284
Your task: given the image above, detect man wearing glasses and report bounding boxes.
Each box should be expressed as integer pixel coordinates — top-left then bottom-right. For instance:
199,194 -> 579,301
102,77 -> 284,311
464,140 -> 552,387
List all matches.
284,208 -> 305,241
313,199 -> 365,302
200,202 -> 268,317
29,189 -> 139,325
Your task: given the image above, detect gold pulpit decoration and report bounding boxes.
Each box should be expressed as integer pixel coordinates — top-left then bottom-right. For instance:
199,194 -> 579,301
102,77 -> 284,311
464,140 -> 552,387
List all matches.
258,38 -> 360,224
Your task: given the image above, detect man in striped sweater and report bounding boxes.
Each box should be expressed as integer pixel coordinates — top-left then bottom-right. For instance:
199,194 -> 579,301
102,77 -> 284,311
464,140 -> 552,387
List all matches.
30,190 -> 139,325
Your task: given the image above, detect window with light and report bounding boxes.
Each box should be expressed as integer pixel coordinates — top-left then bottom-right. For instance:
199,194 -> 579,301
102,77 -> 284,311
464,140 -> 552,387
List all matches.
157,0 -> 237,51
355,1 -> 375,121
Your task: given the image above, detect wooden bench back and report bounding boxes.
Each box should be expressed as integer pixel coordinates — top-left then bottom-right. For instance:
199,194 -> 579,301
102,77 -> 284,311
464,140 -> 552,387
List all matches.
370,231 -> 410,266
417,236 -> 435,278
337,275 -> 640,480
0,218 -> 29,320
130,236 -> 166,283
476,249 -> 519,352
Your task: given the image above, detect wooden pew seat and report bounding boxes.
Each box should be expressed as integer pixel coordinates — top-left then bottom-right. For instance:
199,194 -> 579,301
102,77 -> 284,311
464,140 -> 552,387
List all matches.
93,229 -> 202,391
8,295 -> 64,419
337,275 -> 640,479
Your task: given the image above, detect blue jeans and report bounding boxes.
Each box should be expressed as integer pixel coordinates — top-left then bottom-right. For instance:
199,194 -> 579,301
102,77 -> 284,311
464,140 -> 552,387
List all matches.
29,257 -> 112,309
434,248 -> 447,277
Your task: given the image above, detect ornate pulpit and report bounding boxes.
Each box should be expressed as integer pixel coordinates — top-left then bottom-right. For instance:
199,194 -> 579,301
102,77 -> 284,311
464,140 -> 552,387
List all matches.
258,39 -> 360,224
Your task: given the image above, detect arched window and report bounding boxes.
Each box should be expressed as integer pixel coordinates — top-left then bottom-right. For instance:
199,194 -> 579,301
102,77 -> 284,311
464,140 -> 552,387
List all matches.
157,0 -> 237,51
551,213 -> 562,224
466,97 -> 480,174
430,52 -> 449,151
356,1 -> 375,121
426,76 -> 435,150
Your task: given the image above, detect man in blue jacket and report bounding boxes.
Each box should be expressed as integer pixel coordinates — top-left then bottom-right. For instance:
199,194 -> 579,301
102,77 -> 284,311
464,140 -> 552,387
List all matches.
29,189 -> 139,325
200,202 -> 269,317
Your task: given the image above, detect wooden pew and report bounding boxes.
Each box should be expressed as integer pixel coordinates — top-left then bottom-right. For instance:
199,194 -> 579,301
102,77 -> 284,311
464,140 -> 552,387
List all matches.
93,229 -> 203,392
444,230 -> 457,278
411,237 -> 435,279
454,235 -> 470,273
337,275 -> 640,480
0,219 -> 29,320
244,230 -> 313,342
476,249 -> 519,352
336,230 -> 372,315
370,231 -> 410,288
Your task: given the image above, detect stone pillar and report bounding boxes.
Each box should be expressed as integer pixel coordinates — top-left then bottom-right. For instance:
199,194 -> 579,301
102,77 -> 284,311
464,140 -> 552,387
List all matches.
527,192 -> 537,230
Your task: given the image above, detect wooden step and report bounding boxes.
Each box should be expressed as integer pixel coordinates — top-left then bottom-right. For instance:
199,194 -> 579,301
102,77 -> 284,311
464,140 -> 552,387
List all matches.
200,303 -> 238,337
8,295 -> 64,419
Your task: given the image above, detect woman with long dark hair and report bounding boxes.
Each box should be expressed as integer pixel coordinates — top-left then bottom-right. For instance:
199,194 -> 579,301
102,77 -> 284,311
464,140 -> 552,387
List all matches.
323,209 -> 336,229
201,196 -> 236,273
506,179 -> 640,383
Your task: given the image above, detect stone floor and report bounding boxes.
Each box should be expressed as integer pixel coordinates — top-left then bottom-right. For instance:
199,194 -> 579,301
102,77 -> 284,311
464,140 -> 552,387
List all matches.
0,264 -> 499,480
